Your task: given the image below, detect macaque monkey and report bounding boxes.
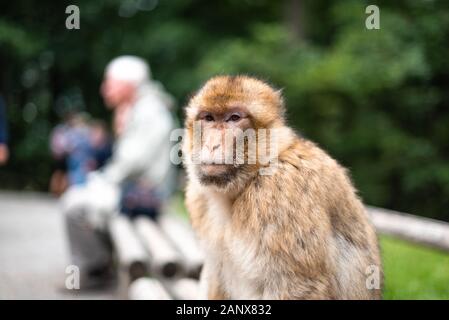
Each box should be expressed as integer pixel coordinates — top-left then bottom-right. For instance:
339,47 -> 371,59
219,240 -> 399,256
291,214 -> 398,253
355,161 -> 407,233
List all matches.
183,75 -> 382,300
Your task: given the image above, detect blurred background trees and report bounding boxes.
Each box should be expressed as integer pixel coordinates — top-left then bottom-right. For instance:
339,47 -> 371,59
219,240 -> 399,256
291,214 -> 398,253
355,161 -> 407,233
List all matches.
1,0 -> 449,221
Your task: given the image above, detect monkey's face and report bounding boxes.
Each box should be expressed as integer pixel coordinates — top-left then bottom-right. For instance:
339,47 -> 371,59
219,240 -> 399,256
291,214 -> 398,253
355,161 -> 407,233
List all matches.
194,107 -> 253,186
184,76 -> 285,187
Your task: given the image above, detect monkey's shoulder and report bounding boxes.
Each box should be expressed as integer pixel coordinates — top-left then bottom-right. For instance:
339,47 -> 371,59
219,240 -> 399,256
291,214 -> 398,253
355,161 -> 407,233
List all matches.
237,136 -> 366,227
280,137 -> 343,172
258,137 -> 351,195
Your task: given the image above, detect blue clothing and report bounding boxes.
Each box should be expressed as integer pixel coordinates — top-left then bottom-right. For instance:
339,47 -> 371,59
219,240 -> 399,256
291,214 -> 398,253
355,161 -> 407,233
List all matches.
0,96 -> 8,144
50,123 -> 112,186
120,180 -> 162,220
65,126 -> 94,185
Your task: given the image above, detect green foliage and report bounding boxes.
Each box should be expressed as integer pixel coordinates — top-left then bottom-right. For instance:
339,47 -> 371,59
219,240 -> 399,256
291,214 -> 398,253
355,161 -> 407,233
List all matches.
0,0 -> 449,220
381,236 -> 449,299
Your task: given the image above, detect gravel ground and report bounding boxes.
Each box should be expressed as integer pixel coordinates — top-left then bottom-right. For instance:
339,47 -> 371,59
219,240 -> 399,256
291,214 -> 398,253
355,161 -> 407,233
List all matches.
0,192 -> 118,299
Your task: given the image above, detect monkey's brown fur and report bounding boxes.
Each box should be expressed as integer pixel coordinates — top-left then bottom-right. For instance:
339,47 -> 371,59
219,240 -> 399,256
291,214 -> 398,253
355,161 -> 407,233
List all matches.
183,75 -> 383,300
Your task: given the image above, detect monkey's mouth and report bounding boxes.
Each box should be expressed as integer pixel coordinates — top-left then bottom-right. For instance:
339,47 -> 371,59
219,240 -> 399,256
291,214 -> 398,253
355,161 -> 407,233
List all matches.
199,164 -> 230,176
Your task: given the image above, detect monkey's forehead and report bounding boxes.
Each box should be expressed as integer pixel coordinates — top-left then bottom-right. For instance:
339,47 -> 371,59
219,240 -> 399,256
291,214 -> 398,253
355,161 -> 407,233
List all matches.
189,75 -> 281,111
199,75 -> 277,97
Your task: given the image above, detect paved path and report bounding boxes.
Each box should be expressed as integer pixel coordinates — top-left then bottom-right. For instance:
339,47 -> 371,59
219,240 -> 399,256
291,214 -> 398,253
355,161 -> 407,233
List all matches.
0,192 -> 118,299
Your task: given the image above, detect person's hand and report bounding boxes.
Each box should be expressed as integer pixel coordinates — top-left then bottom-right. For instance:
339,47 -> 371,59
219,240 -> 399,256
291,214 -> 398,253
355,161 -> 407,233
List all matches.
0,144 -> 9,165
85,172 -> 120,229
49,170 -> 68,196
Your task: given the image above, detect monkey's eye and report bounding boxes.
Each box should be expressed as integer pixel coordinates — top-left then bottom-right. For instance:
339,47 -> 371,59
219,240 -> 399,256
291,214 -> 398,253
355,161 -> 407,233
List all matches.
204,114 -> 214,122
228,114 -> 241,122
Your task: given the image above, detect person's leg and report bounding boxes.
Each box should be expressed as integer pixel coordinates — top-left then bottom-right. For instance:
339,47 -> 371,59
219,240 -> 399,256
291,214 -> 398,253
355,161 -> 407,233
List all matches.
61,186 -> 114,287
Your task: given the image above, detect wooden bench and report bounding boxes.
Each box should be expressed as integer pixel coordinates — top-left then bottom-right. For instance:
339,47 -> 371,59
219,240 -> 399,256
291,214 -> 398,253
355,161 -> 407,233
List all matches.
108,214 -> 203,300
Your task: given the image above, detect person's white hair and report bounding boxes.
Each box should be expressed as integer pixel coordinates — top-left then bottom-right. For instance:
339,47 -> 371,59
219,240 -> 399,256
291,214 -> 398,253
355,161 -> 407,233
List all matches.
105,55 -> 150,86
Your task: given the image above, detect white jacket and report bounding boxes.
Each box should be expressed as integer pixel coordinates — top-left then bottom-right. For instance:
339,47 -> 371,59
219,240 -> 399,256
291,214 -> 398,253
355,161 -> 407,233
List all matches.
102,82 -> 176,197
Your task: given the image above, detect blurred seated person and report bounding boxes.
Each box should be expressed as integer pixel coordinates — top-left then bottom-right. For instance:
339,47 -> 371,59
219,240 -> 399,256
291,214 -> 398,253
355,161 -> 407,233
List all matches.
0,95 -> 9,166
49,113 -> 112,196
61,56 -> 176,287
89,120 -> 113,170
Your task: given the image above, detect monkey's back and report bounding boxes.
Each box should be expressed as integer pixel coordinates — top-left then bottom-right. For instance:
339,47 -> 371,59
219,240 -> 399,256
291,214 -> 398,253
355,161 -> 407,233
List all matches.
230,137 -> 381,299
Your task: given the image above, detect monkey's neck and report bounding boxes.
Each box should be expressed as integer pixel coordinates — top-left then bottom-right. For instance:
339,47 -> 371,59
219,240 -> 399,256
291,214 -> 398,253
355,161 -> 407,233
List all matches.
205,182 -> 242,203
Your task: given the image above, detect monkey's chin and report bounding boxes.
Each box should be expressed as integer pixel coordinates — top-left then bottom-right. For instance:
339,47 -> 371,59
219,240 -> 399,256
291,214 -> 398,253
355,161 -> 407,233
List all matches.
197,164 -> 238,187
